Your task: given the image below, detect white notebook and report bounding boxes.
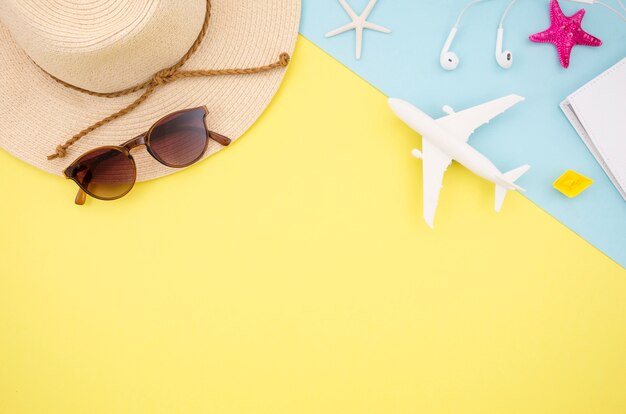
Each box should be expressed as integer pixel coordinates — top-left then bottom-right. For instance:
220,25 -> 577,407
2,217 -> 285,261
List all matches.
561,57 -> 626,202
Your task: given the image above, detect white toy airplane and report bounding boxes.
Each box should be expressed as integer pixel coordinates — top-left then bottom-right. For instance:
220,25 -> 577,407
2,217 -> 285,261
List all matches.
388,95 -> 530,228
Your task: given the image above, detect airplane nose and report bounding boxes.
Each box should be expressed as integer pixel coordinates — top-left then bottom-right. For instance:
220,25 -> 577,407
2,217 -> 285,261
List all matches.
388,98 -> 407,115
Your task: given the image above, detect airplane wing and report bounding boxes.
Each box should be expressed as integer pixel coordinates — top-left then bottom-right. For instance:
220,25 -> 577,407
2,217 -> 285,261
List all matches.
435,95 -> 524,142
421,139 -> 452,228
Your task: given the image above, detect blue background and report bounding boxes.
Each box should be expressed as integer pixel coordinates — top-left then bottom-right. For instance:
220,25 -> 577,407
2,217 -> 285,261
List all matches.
301,0 -> 626,267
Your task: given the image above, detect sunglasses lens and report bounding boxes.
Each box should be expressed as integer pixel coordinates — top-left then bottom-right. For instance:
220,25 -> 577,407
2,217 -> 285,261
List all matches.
149,107 -> 208,167
72,148 -> 135,199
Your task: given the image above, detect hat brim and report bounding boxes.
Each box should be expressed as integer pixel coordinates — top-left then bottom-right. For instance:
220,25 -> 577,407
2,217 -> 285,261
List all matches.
0,0 -> 301,182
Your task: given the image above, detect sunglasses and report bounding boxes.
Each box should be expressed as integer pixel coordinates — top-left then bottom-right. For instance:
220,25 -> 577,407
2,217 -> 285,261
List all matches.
63,107 -> 230,205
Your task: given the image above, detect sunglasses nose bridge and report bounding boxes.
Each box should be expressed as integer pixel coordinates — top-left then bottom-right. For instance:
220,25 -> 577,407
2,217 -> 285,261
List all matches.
122,132 -> 148,151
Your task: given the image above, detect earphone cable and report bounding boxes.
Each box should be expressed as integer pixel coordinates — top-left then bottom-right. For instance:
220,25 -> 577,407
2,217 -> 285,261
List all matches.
454,0 -> 493,28
499,0 -> 519,28
595,0 -> 626,20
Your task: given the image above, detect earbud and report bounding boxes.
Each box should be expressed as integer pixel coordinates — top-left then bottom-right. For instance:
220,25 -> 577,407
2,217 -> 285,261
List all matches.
440,0 -> 490,71
440,27 -> 460,70
495,27 -> 513,69
496,0 -> 518,69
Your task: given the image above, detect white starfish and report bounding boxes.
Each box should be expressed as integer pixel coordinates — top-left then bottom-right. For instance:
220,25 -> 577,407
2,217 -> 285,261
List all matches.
325,0 -> 391,60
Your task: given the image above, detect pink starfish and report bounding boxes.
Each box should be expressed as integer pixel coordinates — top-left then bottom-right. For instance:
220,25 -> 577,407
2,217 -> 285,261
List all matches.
529,0 -> 602,69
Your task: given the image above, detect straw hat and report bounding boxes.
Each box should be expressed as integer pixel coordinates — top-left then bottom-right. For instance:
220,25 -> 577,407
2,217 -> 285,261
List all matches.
0,0 -> 300,181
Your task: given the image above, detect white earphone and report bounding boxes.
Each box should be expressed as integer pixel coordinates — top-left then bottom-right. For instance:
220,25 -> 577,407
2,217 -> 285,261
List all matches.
441,0 -> 624,71
495,27 -> 512,68
496,0 -> 518,69
440,27 -> 460,70
440,0 -> 491,71
439,0 -> 517,70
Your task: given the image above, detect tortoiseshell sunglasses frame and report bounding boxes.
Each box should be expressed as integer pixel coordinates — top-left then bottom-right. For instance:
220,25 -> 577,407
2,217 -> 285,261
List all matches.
63,107 -> 231,205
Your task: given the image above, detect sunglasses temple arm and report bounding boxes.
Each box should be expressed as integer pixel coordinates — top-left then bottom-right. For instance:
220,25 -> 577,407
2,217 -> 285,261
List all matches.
208,131 -> 231,146
75,189 -> 87,205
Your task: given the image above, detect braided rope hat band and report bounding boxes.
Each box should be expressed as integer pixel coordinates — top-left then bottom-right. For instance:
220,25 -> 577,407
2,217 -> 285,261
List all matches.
45,0 -> 290,160
0,0 -> 301,180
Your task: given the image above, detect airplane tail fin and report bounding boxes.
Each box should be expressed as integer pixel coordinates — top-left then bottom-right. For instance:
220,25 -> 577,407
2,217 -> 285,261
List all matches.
495,165 -> 531,212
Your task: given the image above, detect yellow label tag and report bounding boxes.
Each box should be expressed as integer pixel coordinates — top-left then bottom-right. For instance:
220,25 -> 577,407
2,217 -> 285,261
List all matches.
553,170 -> 593,198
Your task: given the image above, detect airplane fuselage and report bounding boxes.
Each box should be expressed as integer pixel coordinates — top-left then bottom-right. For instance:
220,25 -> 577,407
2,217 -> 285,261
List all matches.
388,95 -> 529,226
393,102 -> 514,189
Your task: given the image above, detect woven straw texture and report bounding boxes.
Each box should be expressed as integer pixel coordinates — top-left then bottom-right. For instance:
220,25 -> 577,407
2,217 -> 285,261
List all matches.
0,0 -> 301,181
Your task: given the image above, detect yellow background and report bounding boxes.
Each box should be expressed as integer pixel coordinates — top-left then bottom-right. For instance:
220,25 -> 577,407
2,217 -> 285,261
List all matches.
1,37 -> 625,413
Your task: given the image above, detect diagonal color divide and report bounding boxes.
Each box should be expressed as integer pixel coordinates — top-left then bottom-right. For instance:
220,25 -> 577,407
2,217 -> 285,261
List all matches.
0,38 -> 625,414
302,0 -> 626,267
